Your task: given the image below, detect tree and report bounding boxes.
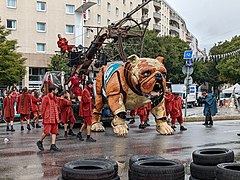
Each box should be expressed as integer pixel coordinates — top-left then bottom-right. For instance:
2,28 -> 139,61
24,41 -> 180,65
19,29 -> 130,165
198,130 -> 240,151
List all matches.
0,23 -> 26,86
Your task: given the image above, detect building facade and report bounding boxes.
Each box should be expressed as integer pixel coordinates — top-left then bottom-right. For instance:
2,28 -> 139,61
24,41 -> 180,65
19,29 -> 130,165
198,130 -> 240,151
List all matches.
0,0 -> 199,89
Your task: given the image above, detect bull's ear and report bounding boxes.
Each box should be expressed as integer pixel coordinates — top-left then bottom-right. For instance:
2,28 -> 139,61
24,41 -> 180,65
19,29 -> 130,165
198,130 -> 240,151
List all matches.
156,56 -> 165,64
127,54 -> 139,66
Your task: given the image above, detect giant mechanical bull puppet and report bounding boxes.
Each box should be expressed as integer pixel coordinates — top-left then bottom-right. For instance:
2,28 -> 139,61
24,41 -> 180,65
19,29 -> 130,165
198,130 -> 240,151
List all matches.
91,55 -> 174,136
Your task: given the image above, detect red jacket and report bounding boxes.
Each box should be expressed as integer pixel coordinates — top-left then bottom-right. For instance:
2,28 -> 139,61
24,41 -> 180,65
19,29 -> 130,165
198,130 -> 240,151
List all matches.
80,86 -> 92,117
170,96 -> 184,118
41,93 -> 60,124
70,76 -> 82,96
17,93 -> 32,115
3,96 -> 15,118
165,93 -> 174,115
59,98 -> 72,122
31,96 -> 41,113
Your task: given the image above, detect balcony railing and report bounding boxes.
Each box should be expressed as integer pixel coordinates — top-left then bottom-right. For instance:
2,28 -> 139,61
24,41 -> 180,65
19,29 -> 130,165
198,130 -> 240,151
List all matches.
153,1 -> 161,9
169,25 -> 179,33
153,24 -> 161,32
153,12 -> 161,20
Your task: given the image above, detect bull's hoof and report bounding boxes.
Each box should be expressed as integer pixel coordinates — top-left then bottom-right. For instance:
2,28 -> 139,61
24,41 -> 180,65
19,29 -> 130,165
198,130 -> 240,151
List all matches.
156,121 -> 174,135
91,122 -> 105,132
111,122 -> 128,136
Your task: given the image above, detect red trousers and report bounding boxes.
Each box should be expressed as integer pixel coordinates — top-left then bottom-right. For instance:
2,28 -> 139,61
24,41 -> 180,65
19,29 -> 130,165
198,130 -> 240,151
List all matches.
171,116 -> 183,125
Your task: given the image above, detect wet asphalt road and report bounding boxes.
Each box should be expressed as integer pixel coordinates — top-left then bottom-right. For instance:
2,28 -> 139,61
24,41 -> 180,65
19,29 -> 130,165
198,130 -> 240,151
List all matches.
1,117 -> 240,180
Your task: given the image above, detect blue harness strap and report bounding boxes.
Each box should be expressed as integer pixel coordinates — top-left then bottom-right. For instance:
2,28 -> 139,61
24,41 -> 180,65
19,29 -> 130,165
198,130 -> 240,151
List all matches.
103,63 -> 122,89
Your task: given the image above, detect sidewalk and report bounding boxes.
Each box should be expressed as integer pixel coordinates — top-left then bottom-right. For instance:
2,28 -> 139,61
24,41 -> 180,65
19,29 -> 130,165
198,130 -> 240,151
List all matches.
184,106 -> 240,122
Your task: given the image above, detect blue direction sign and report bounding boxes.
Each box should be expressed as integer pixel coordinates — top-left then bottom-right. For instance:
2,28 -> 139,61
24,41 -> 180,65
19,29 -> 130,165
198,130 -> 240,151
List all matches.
183,50 -> 193,59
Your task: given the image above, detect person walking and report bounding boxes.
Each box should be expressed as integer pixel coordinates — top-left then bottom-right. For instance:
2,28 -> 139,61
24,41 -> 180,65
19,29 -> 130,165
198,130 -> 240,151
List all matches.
3,90 -> 15,131
17,87 -> 32,131
202,90 -> 217,127
136,105 -> 148,129
59,91 -> 76,137
77,80 -> 96,142
36,86 -> 60,152
31,89 -> 42,128
170,93 -> 187,131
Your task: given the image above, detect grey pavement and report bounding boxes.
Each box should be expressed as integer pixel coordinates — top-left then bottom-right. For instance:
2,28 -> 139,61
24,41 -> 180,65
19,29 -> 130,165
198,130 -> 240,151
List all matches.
1,114 -> 240,180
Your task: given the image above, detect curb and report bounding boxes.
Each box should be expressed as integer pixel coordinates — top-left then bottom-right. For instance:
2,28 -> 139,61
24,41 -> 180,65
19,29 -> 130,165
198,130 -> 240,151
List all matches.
184,116 -> 240,122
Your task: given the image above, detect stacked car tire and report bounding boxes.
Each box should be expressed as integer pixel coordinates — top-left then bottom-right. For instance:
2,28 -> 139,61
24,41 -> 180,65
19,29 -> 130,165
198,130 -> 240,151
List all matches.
216,162 -> 240,180
60,158 -> 119,180
189,148 -> 234,180
129,155 -> 185,180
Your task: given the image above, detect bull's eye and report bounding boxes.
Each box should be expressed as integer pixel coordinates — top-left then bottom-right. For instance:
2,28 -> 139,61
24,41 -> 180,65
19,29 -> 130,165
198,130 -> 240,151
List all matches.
142,71 -> 151,77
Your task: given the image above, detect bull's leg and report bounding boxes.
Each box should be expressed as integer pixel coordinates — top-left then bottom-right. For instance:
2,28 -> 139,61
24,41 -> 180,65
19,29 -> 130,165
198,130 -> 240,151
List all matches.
91,68 -> 105,132
151,99 -> 173,135
108,93 -> 128,136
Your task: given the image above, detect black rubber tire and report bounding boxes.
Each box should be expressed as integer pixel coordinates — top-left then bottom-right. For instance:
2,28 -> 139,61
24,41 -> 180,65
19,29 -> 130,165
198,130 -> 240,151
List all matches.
130,159 -> 185,180
189,176 -> 200,180
190,162 -> 216,180
82,158 -> 118,177
216,163 -> 240,180
192,148 -> 234,166
62,159 -> 115,180
129,155 -> 165,169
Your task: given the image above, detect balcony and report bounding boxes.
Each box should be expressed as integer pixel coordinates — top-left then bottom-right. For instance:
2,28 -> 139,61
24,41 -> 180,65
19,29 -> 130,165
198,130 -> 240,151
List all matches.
170,15 -> 179,23
153,24 -> 161,32
142,3 -> 149,11
153,1 -> 161,9
153,12 -> 161,21
170,24 -> 179,32
141,15 -> 149,22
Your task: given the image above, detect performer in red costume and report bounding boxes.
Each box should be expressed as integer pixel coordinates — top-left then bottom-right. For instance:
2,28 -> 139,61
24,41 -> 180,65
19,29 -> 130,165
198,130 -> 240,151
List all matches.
170,93 -> 187,131
70,72 -> 83,102
137,105 -> 148,129
164,86 -> 174,120
144,102 -> 152,126
59,91 -> 76,137
57,34 -> 74,53
4,90 -> 15,131
77,80 -> 96,142
31,90 -> 42,128
37,86 -> 60,152
17,87 -> 32,131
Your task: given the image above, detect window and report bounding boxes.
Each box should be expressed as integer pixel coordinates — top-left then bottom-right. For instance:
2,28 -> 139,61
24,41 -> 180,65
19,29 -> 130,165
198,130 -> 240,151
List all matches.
107,19 -> 111,25
123,0 -> 126,5
37,1 -> 46,11
66,4 -> 74,14
66,25 -> 74,34
6,19 -> 16,29
36,43 -> 46,52
97,0 -> 101,5
7,0 -> 16,8
97,14 -> 101,24
116,8 -> 119,16
107,2 -> 111,12
37,22 -> 46,32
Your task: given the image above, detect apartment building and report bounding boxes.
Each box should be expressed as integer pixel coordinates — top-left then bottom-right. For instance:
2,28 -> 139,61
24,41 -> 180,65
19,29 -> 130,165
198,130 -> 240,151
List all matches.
0,0 -> 198,89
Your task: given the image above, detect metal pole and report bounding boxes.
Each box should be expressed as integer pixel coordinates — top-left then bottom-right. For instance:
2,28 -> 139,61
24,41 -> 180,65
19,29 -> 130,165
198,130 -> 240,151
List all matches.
184,66 -> 189,117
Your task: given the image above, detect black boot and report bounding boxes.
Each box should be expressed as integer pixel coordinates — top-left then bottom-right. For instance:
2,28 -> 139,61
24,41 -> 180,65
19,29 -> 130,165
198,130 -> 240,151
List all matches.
139,124 -> 147,129
31,121 -> 35,128
50,144 -> 60,152
171,125 -> 176,131
36,141 -> 44,151
64,131 -> 68,138
180,126 -> 187,131
86,137 -> 96,142
6,126 -> 10,131
21,126 -> 24,131
77,132 -> 84,141
10,125 -> 15,132
27,124 -> 31,131
36,124 -> 41,128
68,129 -> 76,136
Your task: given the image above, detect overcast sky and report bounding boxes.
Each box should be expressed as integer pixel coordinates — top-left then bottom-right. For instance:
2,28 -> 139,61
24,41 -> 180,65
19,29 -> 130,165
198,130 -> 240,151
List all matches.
166,0 -> 240,51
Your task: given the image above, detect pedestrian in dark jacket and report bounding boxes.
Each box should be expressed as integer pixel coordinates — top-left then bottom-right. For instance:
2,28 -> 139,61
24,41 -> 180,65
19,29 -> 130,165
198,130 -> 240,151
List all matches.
202,90 -> 217,126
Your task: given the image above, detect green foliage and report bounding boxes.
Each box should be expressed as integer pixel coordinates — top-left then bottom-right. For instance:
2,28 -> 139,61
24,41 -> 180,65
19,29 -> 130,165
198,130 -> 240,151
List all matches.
48,53 -> 72,77
209,35 -> 240,84
0,24 -> 26,86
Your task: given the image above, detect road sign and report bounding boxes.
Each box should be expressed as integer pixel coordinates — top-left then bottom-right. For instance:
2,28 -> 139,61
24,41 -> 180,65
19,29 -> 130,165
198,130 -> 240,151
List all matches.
182,66 -> 193,75
184,76 -> 193,85
183,50 -> 193,59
